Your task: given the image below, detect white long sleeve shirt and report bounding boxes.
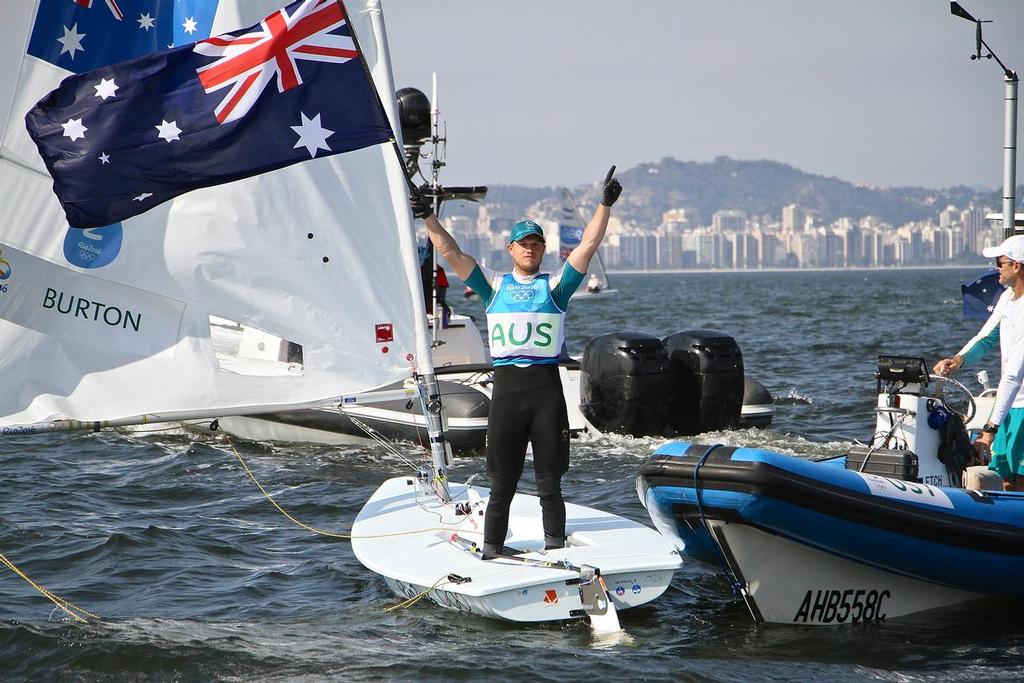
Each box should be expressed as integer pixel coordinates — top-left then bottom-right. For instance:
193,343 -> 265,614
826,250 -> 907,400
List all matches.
958,288 -> 1024,426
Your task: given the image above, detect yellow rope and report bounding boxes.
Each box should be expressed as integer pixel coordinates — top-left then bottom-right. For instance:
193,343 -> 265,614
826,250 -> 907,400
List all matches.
226,439 -> 474,541
0,433 -> 463,625
0,552 -> 99,623
382,575 -> 451,613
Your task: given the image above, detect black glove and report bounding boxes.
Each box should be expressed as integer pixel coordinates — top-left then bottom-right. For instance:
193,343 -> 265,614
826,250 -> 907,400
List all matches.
410,184 -> 434,219
601,165 -> 621,207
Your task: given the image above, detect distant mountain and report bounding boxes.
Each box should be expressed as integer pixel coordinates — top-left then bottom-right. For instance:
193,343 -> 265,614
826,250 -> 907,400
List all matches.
442,157 -> 1017,228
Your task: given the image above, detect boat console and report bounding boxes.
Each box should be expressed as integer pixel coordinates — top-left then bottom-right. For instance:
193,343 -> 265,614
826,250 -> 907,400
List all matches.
847,355 -> 978,488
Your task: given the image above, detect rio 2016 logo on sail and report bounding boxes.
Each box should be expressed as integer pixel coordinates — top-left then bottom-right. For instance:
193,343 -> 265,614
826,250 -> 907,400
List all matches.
63,224 -> 123,269
0,249 -> 11,293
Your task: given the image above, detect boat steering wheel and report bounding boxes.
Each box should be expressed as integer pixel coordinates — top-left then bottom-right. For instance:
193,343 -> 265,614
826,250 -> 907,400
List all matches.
928,374 -> 977,423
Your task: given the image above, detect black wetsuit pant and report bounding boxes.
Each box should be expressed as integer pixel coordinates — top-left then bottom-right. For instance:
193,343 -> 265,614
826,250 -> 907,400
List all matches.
483,364 -> 570,549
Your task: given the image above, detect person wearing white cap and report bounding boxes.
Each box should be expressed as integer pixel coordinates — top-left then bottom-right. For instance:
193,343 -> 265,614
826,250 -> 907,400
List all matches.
412,167 -> 621,558
934,234 -> 1024,491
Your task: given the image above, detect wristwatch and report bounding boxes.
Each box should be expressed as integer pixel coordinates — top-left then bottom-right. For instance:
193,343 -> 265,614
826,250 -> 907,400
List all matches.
982,422 -> 999,434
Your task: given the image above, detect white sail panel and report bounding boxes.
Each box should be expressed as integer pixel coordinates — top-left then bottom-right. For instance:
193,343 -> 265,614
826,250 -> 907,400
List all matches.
0,0 -> 427,426
0,2 -> 35,148
3,56 -> 65,173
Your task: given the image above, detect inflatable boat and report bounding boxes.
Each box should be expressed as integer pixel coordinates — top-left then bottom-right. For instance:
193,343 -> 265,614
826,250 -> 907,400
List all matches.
637,356 -> 1024,625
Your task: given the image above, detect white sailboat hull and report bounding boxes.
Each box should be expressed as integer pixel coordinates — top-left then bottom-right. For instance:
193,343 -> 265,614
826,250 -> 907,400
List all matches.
571,288 -> 620,300
352,477 -> 681,623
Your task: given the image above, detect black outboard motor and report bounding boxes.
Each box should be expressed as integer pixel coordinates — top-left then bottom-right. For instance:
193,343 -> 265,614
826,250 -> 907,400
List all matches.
396,87 -> 431,144
664,330 -> 744,435
580,331 -> 670,436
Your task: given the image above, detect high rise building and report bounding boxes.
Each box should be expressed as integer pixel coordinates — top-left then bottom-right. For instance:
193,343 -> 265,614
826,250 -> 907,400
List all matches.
712,209 -> 746,233
782,204 -> 805,233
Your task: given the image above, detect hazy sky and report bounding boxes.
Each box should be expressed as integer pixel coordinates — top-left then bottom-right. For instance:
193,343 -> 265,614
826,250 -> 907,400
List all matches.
383,0 -> 1024,192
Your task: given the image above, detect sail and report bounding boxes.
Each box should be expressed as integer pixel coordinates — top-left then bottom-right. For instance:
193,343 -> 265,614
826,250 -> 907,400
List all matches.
0,0 -> 428,427
558,187 -> 611,293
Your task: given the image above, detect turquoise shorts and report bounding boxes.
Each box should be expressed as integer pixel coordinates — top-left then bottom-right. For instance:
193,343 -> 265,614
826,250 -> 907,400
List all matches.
990,407 -> 1024,481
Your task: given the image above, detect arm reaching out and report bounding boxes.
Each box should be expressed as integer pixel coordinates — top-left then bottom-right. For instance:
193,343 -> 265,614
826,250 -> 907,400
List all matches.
411,187 -> 478,281
567,166 -> 621,275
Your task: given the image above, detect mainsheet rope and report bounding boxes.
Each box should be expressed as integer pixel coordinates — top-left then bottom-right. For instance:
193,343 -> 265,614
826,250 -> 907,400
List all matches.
0,551 -> 100,623
0,429 -> 469,622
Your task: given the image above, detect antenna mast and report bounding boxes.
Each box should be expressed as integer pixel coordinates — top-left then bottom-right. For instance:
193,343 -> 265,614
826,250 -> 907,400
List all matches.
950,2 -> 1019,239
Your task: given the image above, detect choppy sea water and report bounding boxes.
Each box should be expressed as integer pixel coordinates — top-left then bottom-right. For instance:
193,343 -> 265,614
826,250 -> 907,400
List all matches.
3,268 -> 1022,681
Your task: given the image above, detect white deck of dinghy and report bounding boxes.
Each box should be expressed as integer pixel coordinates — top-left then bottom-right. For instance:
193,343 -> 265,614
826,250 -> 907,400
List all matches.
351,477 -> 680,598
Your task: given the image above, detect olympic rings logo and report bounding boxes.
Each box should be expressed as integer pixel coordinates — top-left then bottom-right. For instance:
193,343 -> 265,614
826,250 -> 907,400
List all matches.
507,289 -> 535,303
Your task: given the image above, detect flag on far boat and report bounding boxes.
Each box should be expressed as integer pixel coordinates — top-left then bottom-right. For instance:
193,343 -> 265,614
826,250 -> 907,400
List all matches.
962,269 -> 1004,319
25,0 -> 393,228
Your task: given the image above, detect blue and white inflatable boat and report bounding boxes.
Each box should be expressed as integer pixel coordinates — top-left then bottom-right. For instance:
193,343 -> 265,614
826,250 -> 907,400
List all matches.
637,356 -> 1024,625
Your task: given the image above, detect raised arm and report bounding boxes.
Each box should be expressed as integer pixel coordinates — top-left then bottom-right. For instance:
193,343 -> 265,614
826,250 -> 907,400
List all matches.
567,166 -> 621,275
411,189 -> 478,281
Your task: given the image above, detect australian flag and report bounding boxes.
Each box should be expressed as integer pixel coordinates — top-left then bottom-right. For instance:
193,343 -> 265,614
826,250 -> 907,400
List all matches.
962,269 -> 1005,319
25,0 -> 393,229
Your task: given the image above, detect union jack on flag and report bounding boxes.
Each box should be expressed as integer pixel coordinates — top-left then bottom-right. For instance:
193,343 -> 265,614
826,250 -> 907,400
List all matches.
26,0 -> 394,229
72,0 -> 123,21
195,0 -> 358,124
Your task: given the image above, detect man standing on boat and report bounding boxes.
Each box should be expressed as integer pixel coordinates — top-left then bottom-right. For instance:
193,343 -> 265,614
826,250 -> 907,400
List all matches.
414,167 -> 621,557
934,234 -> 1024,492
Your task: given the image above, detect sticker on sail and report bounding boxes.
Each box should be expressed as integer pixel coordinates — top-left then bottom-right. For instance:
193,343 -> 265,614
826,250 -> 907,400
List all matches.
854,472 -> 954,508
375,323 -> 394,343
63,224 -> 123,269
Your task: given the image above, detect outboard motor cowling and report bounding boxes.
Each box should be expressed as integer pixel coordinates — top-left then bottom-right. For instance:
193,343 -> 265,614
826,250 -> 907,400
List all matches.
396,87 -> 431,144
664,330 -> 744,435
580,332 -> 670,436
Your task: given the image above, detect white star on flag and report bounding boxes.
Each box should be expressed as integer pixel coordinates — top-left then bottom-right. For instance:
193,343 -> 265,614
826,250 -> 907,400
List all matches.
57,23 -> 86,59
99,152 -> 110,164
182,16 -> 198,34
61,118 -> 87,141
290,112 -> 334,158
155,120 -> 182,142
133,192 -> 153,202
137,13 -> 155,31
988,305 -> 995,312
94,78 -> 118,100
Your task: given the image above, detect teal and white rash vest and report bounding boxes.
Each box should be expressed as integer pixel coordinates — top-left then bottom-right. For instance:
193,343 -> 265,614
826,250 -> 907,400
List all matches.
958,287 -> 1024,426
464,263 -> 584,367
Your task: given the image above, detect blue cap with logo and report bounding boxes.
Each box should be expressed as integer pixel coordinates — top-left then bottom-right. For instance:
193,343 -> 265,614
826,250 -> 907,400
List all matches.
508,220 -> 545,244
